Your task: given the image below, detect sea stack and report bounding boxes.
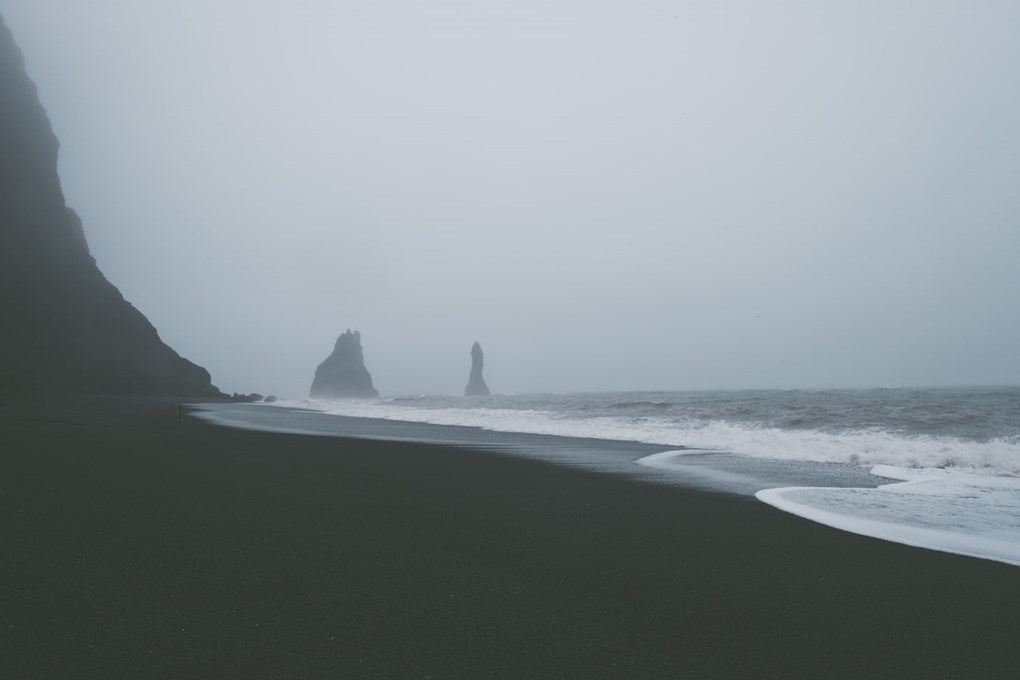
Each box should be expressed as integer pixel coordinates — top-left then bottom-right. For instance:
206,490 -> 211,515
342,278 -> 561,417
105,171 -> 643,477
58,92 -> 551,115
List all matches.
464,341 -> 490,396
0,15 -> 221,396
310,329 -> 379,398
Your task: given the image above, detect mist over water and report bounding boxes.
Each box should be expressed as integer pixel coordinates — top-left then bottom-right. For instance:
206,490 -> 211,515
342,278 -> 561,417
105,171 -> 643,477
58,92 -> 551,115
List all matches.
1,1 -> 1019,396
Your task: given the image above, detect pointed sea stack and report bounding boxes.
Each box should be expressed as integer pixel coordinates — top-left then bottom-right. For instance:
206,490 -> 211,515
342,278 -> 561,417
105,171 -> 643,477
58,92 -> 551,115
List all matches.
0,15 -> 221,396
464,341 -> 490,396
310,329 -> 379,398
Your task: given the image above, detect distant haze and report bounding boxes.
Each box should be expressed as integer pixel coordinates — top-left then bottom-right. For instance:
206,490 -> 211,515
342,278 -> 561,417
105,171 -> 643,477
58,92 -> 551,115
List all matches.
3,1 -> 1018,396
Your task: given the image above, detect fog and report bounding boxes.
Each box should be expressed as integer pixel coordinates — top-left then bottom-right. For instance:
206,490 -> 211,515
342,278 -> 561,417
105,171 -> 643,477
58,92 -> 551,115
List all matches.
3,1 -> 1019,396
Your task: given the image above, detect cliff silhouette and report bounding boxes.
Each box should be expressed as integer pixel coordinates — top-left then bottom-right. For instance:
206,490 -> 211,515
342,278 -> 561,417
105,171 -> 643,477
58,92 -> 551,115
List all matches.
0,15 -> 221,396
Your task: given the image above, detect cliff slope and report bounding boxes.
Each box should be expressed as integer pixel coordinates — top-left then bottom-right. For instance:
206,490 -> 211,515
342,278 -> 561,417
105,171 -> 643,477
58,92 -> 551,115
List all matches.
0,16 -> 221,396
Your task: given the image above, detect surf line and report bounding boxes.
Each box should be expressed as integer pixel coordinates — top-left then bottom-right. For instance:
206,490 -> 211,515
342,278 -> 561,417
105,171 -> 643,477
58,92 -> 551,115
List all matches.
756,478 -> 1020,568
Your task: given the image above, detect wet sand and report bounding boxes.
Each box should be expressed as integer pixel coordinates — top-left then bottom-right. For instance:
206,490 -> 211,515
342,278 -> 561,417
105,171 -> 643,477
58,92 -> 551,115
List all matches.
2,396 -> 1018,678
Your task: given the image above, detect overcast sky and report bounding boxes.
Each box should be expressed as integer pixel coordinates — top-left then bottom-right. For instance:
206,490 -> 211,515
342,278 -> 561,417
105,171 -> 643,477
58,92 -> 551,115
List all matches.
3,1 -> 1019,396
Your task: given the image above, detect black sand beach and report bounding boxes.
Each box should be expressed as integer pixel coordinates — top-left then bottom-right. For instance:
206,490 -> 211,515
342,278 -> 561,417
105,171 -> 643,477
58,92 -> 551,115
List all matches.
2,397 -> 1018,679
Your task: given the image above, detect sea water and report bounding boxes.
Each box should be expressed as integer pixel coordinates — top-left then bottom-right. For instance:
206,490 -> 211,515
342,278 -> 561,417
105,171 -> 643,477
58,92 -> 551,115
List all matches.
195,387 -> 1020,567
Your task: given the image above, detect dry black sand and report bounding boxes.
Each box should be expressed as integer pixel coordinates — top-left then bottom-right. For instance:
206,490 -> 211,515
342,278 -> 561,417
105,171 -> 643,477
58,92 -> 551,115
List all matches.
2,396 -> 1018,679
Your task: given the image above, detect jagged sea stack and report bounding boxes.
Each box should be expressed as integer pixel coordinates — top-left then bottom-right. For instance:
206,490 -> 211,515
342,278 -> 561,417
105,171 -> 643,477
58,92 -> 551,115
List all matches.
464,341 -> 490,396
310,329 -> 379,398
0,15 -> 220,396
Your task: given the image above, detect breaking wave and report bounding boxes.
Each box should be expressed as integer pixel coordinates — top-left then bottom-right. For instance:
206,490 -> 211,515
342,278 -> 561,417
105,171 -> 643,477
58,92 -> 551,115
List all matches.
277,397 -> 1020,476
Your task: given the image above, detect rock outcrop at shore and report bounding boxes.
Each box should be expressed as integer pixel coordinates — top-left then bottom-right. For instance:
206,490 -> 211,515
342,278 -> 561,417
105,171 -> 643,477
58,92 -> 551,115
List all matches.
464,341 -> 490,396
0,15 -> 222,396
310,330 -> 379,398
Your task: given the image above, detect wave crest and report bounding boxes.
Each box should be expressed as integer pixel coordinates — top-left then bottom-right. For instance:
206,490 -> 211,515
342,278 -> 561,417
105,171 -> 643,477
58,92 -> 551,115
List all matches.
278,398 -> 1020,476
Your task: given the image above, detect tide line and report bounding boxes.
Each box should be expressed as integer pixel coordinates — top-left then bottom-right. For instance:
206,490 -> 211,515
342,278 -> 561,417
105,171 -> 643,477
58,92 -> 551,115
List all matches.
756,475 -> 1020,568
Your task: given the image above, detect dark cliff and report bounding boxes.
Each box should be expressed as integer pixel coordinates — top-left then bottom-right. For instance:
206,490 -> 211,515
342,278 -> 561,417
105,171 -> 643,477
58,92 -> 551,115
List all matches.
464,341 -> 490,396
0,16 -> 222,396
310,329 -> 379,399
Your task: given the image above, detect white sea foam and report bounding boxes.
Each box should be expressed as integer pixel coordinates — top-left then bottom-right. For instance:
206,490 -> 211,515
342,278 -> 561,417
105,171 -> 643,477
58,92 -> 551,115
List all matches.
634,450 -> 707,468
275,398 -> 1020,476
757,467 -> 1020,567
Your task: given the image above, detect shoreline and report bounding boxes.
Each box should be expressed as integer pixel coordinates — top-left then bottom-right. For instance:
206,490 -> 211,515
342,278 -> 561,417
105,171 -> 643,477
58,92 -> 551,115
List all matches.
208,399 -> 1020,569
2,395 -> 1019,678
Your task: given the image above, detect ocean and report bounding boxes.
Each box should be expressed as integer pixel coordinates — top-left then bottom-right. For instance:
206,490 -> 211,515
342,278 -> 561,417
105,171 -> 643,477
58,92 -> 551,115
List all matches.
195,386 -> 1020,567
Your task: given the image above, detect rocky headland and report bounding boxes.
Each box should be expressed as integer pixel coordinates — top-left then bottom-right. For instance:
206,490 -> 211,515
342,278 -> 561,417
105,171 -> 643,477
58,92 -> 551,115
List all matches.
0,15 -> 222,397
